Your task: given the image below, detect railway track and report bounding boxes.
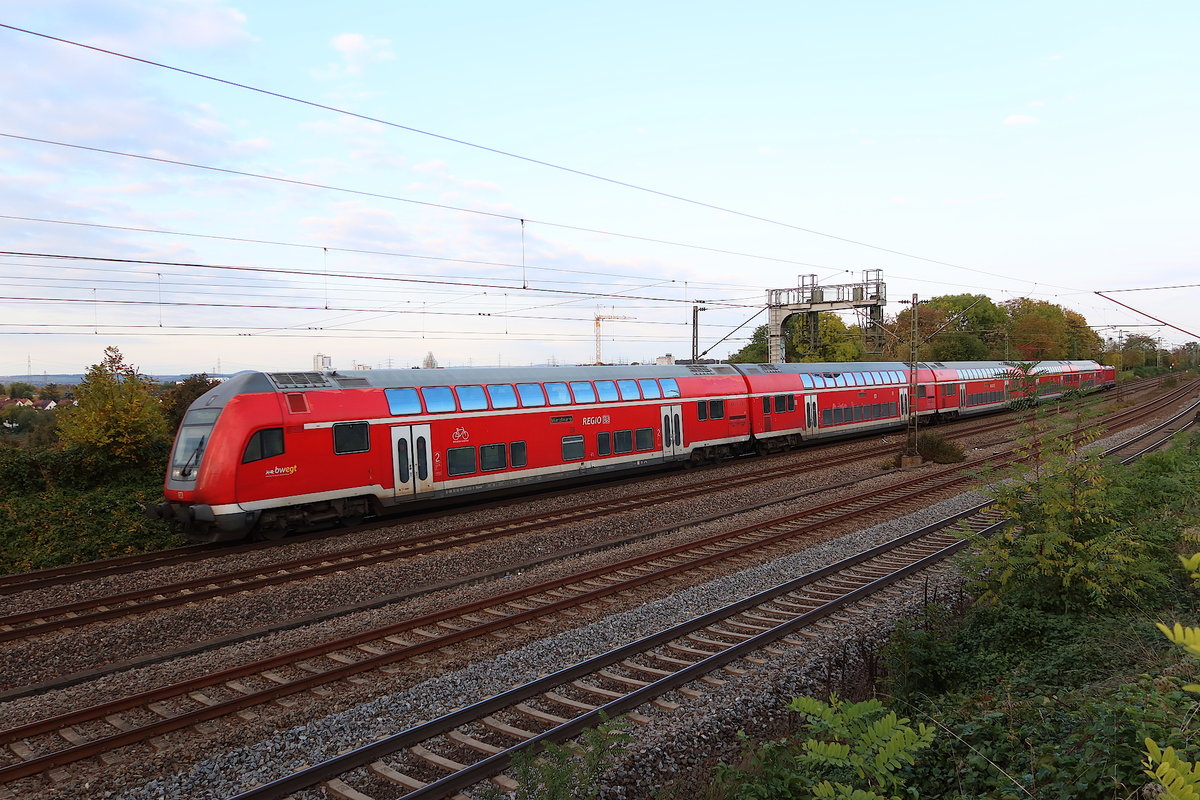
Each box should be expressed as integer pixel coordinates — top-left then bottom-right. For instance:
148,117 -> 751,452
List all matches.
1,384 -> 1193,791
223,389 -> 1200,800
0,381 -> 1180,647
0,377 -> 1157,599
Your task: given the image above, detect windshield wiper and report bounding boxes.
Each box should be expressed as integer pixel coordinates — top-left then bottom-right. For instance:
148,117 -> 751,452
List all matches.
179,435 -> 206,479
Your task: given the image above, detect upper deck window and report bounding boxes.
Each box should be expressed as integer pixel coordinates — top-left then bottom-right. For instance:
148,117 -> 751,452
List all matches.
570,381 -> 597,403
385,388 -> 421,416
545,382 -> 572,406
421,386 -> 456,413
456,385 -> 488,411
660,378 -> 680,398
487,384 -> 518,409
800,374 -> 814,389
516,383 -> 546,407
595,381 -> 618,402
638,379 -> 662,399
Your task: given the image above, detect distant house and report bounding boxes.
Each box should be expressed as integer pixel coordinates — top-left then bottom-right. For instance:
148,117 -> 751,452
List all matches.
0,398 -> 33,409
33,399 -> 57,411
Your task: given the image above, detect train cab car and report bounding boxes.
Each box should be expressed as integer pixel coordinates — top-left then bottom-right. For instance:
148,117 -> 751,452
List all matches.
155,364 -> 754,542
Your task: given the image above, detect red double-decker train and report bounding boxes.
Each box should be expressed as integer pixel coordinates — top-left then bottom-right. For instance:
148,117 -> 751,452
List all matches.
152,359 -> 1114,542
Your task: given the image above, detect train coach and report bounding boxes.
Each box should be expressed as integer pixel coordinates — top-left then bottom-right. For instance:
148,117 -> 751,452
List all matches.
152,359 -> 1113,543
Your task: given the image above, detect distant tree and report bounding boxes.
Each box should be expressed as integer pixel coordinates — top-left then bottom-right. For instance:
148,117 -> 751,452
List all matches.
929,331 -> 989,361
57,347 -> 169,463
160,374 -> 220,431
1063,309 -> 1104,359
1004,298 -> 1069,359
39,383 -> 62,402
6,382 -> 36,400
728,325 -> 770,362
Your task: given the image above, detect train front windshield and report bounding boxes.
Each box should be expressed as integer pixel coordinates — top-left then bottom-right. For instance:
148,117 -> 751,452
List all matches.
170,407 -> 222,481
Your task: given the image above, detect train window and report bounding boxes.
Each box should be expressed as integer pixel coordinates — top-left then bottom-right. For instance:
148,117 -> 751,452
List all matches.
660,378 -> 681,398
510,441 -> 527,468
837,375 -> 849,387
854,405 -> 864,421
615,430 -> 633,454
887,402 -> 897,416
417,437 -> 429,480
421,386 -> 456,413
487,384 -> 518,409
545,382 -> 572,406
456,385 -> 488,411
788,394 -> 796,412
517,383 -> 546,407
242,428 -> 284,463
385,388 -> 421,415
873,372 -> 884,384
821,409 -> 832,426
800,374 -> 814,389
638,379 -> 662,399
447,446 -> 476,476
832,407 -> 843,424
917,385 -> 927,398
635,428 -> 654,451
595,380 -> 619,402
562,435 -> 585,461
333,422 -> 370,454
943,384 -> 957,396
597,432 -> 612,456
710,399 -> 725,419
617,380 -> 641,400
480,443 -> 507,471
762,397 -> 771,414
774,395 -> 786,413
570,381 -> 597,403
697,400 -> 708,421
396,439 -> 409,483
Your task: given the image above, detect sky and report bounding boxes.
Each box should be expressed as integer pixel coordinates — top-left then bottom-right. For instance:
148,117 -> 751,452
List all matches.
1,1 -> 1197,377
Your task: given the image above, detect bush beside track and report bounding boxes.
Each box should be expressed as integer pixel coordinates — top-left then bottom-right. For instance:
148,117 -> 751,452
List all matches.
0,443 -> 185,574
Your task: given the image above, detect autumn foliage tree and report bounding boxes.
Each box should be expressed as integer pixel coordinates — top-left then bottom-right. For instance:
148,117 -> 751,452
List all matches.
57,347 -> 169,464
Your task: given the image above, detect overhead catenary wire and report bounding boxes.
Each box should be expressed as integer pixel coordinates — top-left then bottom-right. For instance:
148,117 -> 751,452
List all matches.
0,23 -> 1092,292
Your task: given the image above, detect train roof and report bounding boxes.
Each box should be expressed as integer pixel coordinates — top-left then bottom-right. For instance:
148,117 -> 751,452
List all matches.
213,359 -> 1109,396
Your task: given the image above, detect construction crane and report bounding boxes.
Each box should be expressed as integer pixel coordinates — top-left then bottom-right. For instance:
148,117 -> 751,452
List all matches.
594,311 -> 633,365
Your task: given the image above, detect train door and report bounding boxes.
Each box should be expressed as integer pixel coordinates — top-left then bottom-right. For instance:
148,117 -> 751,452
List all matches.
661,404 -> 684,457
804,394 -> 819,435
390,424 -> 434,497
899,388 -> 909,419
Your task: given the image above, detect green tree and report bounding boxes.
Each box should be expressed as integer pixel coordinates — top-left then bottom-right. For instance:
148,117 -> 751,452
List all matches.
1063,309 -> 1104,359
728,325 -> 770,363
925,293 -> 1009,359
57,347 -> 169,464
160,374 -> 220,431
6,381 -> 36,399
39,383 -> 62,402
1004,298 -> 1069,360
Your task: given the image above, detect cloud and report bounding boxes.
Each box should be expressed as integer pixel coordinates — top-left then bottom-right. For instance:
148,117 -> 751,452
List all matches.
317,33 -> 395,78
1003,114 -> 1038,126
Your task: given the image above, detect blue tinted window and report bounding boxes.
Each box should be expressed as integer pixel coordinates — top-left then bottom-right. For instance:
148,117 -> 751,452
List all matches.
595,380 -> 618,402
385,388 -> 421,415
660,378 -> 680,398
487,384 -> 518,409
456,385 -> 488,411
638,379 -> 662,399
800,374 -> 814,389
421,386 -> 455,413
834,375 -> 847,387
516,383 -> 546,407
545,382 -> 572,405
617,380 -> 640,400
570,381 -> 597,403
